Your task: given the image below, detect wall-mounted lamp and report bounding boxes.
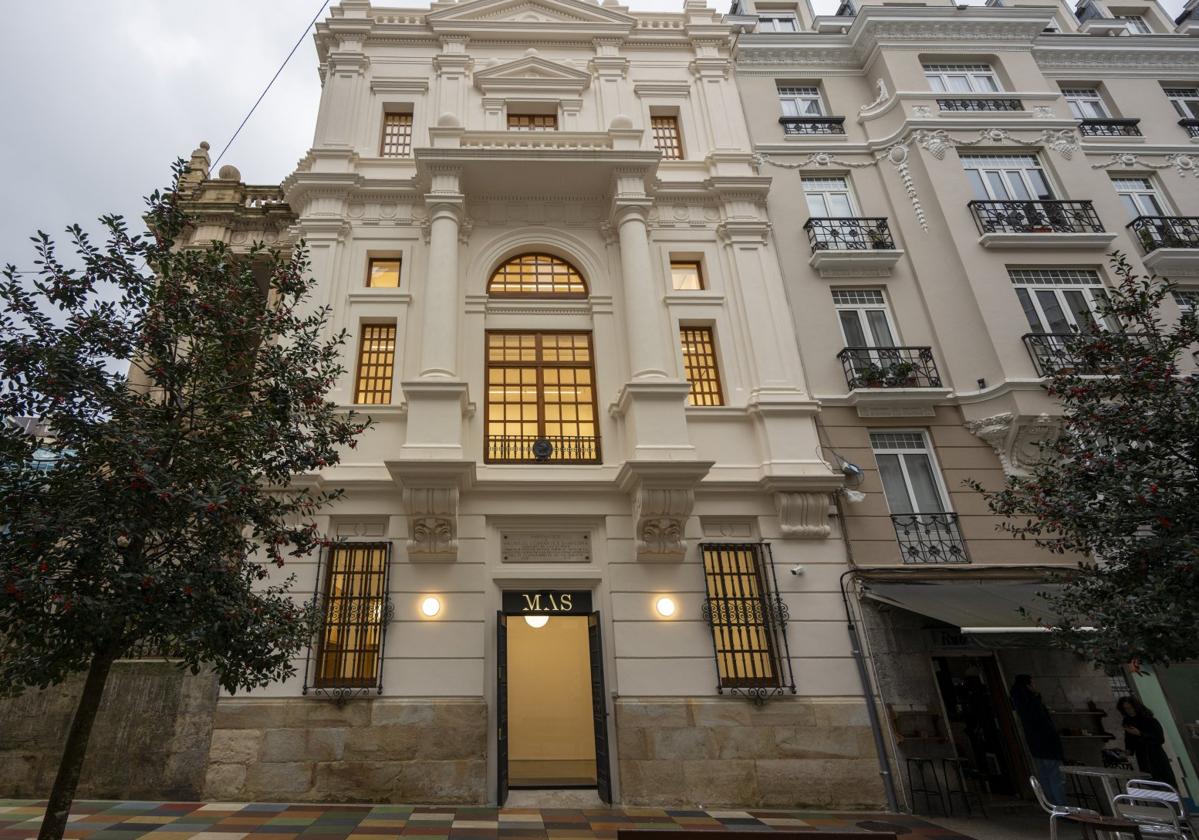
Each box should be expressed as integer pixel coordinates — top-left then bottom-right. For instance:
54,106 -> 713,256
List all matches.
655,596 -> 677,618
524,615 -> 549,629
420,595 -> 441,618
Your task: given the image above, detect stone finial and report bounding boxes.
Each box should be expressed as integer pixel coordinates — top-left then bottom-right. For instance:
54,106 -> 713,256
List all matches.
181,140 -> 212,187
436,112 -> 462,127
217,164 -> 242,182
609,114 -> 634,130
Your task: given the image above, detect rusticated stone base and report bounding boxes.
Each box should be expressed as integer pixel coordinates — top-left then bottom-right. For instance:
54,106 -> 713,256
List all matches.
206,697 -> 487,804
615,697 -> 885,809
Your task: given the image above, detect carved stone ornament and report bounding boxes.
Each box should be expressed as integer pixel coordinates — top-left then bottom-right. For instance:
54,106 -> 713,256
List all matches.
858,78 -> 891,116
774,491 -> 831,539
401,487 -> 459,559
632,487 -> 695,560
964,412 -> 1060,476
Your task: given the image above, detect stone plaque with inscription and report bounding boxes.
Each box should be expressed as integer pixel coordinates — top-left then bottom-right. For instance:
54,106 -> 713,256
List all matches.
501,532 -> 591,563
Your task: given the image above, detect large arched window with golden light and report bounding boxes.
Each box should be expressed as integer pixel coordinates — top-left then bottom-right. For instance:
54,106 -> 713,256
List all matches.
487,253 -> 588,297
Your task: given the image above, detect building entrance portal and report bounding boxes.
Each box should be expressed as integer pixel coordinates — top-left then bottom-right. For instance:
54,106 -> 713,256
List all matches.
497,591 -> 611,804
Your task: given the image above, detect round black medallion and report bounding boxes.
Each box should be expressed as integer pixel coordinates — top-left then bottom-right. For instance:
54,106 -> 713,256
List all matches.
531,437 -> 554,462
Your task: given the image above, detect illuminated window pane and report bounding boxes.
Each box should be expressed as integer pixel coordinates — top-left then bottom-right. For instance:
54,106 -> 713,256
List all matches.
380,113 -> 413,157
367,258 -> 400,288
485,331 -> 600,463
701,544 -> 783,689
651,115 -> 683,160
508,113 -> 557,131
354,324 -> 396,404
671,261 -> 704,291
488,253 -> 587,297
316,543 -> 389,689
680,326 -> 724,407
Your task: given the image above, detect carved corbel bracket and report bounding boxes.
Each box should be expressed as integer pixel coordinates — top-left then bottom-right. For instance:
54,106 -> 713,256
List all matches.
774,491 -> 832,539
964,412 -> 1060,476
617,461 -> 713,561
385,459 -> 476,561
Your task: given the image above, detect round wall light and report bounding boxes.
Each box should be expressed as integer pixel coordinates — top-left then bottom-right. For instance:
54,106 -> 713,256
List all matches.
524,614 -> 549,629
655,596 -> 677,618
420,595 -> 441,618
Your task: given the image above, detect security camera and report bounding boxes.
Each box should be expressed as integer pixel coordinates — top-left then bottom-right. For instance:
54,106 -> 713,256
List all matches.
789,565 -> 805,576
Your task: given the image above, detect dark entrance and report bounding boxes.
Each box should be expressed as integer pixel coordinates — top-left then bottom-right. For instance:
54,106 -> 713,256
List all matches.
496,590 -> 611,804
933,654 -> 1026,796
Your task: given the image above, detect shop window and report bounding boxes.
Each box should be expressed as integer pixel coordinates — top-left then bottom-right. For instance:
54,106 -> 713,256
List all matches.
679,326 -> 724,406
354,324 -> 397,404
488,253 -> 587,297
380,112 -> 413,157
367,258 -> 401,288
313,542 -> 391,690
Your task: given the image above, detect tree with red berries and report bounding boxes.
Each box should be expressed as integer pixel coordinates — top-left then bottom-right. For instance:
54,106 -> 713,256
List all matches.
974,253 -> 1199,670
0,162 -> 366,840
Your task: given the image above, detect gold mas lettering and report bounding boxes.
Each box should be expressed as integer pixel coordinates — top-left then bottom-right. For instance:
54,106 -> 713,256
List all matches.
521,592 -> 574,612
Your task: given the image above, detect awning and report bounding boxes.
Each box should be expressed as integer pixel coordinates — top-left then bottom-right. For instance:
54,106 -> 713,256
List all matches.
862,579 -> 1065,634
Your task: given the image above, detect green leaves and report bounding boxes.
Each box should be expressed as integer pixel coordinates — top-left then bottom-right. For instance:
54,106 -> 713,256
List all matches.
0,162 -> 368,695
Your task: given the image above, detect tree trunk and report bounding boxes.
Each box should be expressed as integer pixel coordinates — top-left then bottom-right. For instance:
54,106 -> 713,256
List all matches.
37,647 -> 118,840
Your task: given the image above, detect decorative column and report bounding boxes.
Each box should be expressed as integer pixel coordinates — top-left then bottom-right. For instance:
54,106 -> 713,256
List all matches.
419,169 -> 464,378
613,200 -> 672,380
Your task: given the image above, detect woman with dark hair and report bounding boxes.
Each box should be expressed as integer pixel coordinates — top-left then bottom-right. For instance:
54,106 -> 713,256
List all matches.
1117,695 -> 1178,787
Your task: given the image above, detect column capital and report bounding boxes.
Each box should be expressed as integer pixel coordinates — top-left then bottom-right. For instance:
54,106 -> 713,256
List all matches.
610,198 -> 653,228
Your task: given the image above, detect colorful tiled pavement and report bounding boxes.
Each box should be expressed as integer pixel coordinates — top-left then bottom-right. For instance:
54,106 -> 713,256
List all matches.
0,802 -> 975,840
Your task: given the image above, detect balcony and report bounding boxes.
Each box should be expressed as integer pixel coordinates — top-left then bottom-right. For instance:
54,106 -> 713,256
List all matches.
838,346 -> 942,390
485,435 -> 601,464
891,513 -> 970,565
968,199 -> 1116,250
937,97 -> 1024,112
1127,215 -> 1199,276
804,217 -> 904,277
1078,118 -> 1142,137
1180,119 -> 1199,139
779,116 -> 846,136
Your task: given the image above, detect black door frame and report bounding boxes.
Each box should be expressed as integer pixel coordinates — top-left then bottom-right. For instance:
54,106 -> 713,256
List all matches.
495,602 -> 612,803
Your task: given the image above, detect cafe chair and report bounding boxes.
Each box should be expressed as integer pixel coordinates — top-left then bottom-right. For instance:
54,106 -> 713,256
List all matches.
1125,781 -> 1192,837
1112,793 -> 1188,839
1031,775 -> 1100,840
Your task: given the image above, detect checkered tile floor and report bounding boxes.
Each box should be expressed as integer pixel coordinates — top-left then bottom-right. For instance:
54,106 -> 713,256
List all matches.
0,802 -> 974,840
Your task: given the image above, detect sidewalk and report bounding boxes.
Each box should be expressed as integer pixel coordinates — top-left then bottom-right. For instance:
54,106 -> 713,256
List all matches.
0,801 -> 975,840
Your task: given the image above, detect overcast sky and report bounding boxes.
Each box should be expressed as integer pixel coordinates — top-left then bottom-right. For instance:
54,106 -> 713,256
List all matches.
0,0 -> 1185,275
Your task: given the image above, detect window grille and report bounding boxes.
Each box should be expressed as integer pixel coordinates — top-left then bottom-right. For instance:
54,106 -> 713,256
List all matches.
670,260 -> 704,291
1008,268 -> 1102,286
831,288 -> 886,306
488,253 -> 587,297
700,543 -> 795,701
354,324 -> 397,405
868,431 -> 928,450
651,115 -> 683,160
778,85 -> 819,97
922,63 -> 993,72
306,542 -> 393,698
960,154 -> 1042,169
508,113 -> 558,130
367,258 -> 401,288
380,113 -> 413,157
680,326 -> 724,406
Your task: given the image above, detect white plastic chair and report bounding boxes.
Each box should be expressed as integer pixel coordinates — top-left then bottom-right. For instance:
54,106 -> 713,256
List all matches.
1113,793 -> 1188,839
1031,775 -> 1100,840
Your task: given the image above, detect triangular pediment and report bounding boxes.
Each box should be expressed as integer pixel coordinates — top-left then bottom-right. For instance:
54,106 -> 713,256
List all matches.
474,55 -> 592,93
428,0 -> 635,36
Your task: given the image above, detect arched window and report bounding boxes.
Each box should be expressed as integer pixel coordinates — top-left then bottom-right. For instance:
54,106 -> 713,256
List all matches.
487,253 -> 587,297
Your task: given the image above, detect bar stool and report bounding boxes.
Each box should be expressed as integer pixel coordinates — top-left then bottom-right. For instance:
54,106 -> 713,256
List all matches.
941,757 -> 988,817
905,756 -> 947,815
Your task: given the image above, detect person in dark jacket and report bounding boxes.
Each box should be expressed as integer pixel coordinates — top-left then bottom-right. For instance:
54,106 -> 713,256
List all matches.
1118,696 -> 1178,787
1011,674 -> 1067,804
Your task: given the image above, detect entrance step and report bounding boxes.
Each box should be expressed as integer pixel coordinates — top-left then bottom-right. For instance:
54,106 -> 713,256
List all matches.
506,789 -> 605,808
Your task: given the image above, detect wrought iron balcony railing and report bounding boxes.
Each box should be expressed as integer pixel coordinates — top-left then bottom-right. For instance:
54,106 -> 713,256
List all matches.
804,217 -> 896,251
1180,119 -> 1199,138
891,513 -> 970,564
485,434 -> 601,464
1023,332 -> 1151,377
968,200 -> 1104,235
937,97 -> 1024,112
1078,118 -> 1142,137
1127,215 -> 1199,252
779,116 -> 846,135
837,346 -> 942,390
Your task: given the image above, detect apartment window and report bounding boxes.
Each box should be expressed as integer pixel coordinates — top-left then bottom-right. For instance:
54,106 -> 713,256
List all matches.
1111,177 -> 1168,220
777,85 -> 824,117
354,324 -> 397,405
1173,289 -> 1199,314
923,63 -> 1000,94
650,115 -> 683,160
485,332 -> 599,464
680,326 -> 724,406
1008,268 -> 1117,334
670,260 -> 704,291
802,176 -> 857,217
869,431 -> 949,516
488,253 -> 587,297
1164,87 -> 1199,119
1114,14 -> 1151,33
699,543 -> 793,694
367,258 -> 401,288
961,155 -> 1054,202
758,14 -> 799,31
380,113 -> 413,157
314,543 -> 390,689
1062,87 -> 1109,119
508,113 -> 558,131
832,289 -> 897,348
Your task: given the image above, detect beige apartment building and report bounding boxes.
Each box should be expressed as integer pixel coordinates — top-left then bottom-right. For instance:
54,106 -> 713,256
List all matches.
733,0 -> 1199,811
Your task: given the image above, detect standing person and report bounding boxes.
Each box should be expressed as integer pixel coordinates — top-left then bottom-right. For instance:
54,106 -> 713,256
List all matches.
1118,696 -> 1178,787
1011,674 -> 1067,805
